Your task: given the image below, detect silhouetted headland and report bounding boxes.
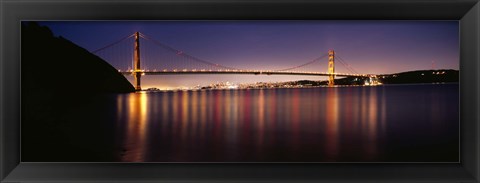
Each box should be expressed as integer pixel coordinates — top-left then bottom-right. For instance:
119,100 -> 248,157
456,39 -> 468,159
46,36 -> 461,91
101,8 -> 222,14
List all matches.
378,69 -> 459,84
281,69 -> 459,86
22,22 -> 134,161
334,69 -> 458,85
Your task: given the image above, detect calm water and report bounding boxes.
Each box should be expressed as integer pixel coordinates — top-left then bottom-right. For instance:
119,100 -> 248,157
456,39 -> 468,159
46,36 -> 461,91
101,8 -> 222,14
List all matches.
87,84 -> 459,162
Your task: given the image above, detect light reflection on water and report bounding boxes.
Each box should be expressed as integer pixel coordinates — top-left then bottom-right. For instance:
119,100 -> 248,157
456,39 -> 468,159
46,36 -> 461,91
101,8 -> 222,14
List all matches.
121,93 -> 148,161
325,88 -> 339,160
113,84 -> 459,162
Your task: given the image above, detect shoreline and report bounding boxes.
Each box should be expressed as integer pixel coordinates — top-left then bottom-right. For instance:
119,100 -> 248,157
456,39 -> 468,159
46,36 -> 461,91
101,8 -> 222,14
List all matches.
138,82 -> 459,93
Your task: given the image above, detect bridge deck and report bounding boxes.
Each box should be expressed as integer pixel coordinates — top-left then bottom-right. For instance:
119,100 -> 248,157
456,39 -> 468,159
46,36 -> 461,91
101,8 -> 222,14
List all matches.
119,70 -> 374,77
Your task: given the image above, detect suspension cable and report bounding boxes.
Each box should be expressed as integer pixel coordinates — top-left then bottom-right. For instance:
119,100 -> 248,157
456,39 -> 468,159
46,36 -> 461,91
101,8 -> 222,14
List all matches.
91,33 -> 136,54
139,33 -> 242,70
275,53 -> 328,72
336,55 -> 360,74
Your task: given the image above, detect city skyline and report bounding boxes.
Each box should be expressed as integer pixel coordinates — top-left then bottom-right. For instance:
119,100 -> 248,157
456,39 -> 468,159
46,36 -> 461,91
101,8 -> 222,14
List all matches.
37,21 -> 459,89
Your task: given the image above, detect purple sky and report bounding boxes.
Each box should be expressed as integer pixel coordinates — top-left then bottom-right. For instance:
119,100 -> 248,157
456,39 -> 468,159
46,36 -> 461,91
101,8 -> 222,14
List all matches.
37,21 -> 459,89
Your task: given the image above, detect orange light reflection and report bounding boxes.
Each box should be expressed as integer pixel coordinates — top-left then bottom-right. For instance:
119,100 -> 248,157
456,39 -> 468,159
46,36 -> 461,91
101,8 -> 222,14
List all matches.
325,88 -> 339,161
121,93 -> 148,162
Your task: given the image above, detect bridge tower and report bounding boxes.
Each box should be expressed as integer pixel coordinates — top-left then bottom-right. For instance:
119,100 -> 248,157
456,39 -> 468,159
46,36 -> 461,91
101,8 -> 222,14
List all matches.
133,32 -> 142,91
328,50 -> 335,86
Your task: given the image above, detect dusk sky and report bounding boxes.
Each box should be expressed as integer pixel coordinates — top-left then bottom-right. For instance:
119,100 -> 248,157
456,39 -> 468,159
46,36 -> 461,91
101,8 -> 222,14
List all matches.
37,21 -> 459,89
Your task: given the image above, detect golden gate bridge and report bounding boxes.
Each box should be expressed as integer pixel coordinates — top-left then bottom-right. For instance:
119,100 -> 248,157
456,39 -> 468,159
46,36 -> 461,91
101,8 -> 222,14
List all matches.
92,32 -> 378,91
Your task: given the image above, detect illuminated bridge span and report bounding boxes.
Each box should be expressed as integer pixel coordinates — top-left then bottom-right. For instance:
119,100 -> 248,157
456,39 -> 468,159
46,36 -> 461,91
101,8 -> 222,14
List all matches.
119,70 -> 372,77
93,32 -> 377,90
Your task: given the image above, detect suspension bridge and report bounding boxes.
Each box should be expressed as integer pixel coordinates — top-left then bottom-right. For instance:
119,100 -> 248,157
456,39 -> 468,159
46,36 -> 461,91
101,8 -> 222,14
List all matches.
92,32 -> 378,91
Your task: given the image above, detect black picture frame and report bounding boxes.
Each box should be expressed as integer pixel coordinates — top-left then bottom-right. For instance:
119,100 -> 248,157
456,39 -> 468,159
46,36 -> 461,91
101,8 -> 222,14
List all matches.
1,0 -> 479,182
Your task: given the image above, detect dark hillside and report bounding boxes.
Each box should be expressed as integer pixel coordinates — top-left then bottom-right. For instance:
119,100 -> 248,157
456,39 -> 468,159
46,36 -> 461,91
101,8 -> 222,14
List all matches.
21,22 -> 134,161
21,22 -> 134,93
379,70 -> 459,84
